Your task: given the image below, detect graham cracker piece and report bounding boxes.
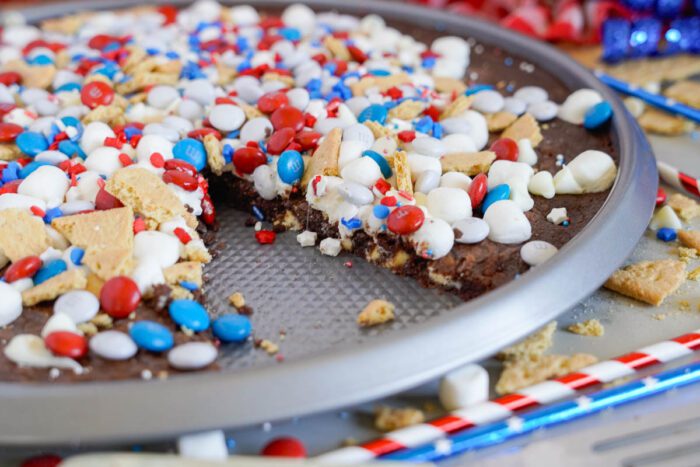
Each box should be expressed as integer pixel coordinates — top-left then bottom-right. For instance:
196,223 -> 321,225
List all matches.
85,272 -> 105,298
496,353 -> 598,395
121,47 -> 148,74
22,269 -> 87,306
498,321 -> 557,362
374,406 -> 425,432
604,259 -> 686,306
170,286 -> 194,301
216,62 -> 238,85
261,72 -> 294,87
0,209 -> 51,262
81,104 -> 126,127
301,127 -> 342,187
678,230 -> 700,252
434,77 -> 467,95
501,113 -> 543,147
228,292 -> 245,308
667,193 -> 700,221
486,111 -> 518,132
678,247 -> 697,262
40,12 -> 92,34
2,59 -> 56,89
350,73 -> 410,97
689,266 -> 700,281
602,54 -> 700,85
239,101 -> 264,120
363,120 -> 393,139
323,36 -> 351,61
568,319 -> 604,337
357,299 -> 395,327
440,95 -> 474,120
665,81 -> 700,108
388,100 -> 425,121
392,151 -> 413,194
115,72 -> 179,95
0,143 -> 21,161
163,261 -> 203,287
638,108 -> 693,136
203,133 -> 226,176
105,167 -> 187,226
52,207 -> 135,280
440,151 -> 496,176
184,242 -> 212,264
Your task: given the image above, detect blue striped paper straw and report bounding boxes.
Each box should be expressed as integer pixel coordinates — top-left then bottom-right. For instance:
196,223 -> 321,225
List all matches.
594,72 -> 700,124
383,360 -> 700,463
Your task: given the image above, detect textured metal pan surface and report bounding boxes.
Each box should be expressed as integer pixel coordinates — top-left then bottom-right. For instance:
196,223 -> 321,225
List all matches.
0,0 -> 657,446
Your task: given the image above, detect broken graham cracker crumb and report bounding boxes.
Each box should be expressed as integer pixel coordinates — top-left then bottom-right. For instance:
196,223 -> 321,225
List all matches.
77,322 -> 98,336
323,36 -> 350,61
440,94 -> 474,120
440,151 -> 496,176
688,266 -> 700,281
0,209 -> 51,262
163,262 -> 203,287
0,143 -> 21,161
105,167 -> 188,226
392,151 -> 413,195
501,113 -> 543,147
678,300 -> 691,312
568,319 -> 604,337
259,339 -> 279,355
498,321 -> 556,361
349,73 -> 410,97
357,299 -> 395,327
91,313 -> 114,329
638,108 -> 693,136
388,100 -> 425,121
300,127 -> 341,187
170,286 -> 194,300
433,76 -> 467,95
22,269 -> 87,306
495,353 -> 598,395
678,247 -> 698,262
667,194 -> 700,221
363,120 -> 394,139
204,133 -> 226,176
486,111 -> 518,132
228,292 -> 246,309
678,230 -> 700,252
374,406 -> 425,432
604,259 -> 686,306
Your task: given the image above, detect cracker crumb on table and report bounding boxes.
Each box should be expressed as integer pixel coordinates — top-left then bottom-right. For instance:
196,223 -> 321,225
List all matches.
495,353 -> 598,395
604,259 -> 686,306
568,319 -> 604,337
357,299 -> 395,327
374,406 -> 425,432
498,321 -> 556,361
228,292 -> 246,309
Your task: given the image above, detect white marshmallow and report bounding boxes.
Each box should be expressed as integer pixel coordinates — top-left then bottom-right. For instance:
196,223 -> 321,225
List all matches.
133,231 -> 180,268
410,217 -> 454,259
0,281 -> 22,327
17,165 -> 69,209
528,171 -> 555,199
80,122 -> 115,154
440,172 -> 472,192
439,364 -> 489,411
483,200 -> 532,244
427,187 -> 471,223
553,165 -> 584,195
84,146 -> 123,177
558,88 -> 603,125
566,150 -> 617,193
488,160 -> 535,211
517,138 -> 538,166
649,205 -> 682,230
136,134 -> 174,162
4,334 -> 82,371
0,193 -> 47,212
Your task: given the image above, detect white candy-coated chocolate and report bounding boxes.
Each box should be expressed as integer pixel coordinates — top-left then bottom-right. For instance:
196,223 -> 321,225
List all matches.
521,240 -> 558,266
427,187 -> 471,223
410,217 -> 454,259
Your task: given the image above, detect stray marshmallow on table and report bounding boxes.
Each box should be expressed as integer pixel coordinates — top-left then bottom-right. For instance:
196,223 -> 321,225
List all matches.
439,363 -> 489,411
319,237 -> 342,256
297,230 -> 318,247
177,430 -> 228,461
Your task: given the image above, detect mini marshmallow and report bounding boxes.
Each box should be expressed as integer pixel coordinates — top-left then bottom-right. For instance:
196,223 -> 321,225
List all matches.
558,88 -> 603,125
130,257 -> 166,294
133,231 -> 180,268
340,157 -> 382,187
281,3 -> 317,36
649,205 -> 682,231
84,146 -> 123,177
296,230 -> 317,247
553,165 -> 584,195
406,153 -> 442,181
487,160 -> 534,211
566,150 -> 617,193
427,187 -> 471,223
17,165 -> 70,209
517,138 -> 538,166
0,281 -> 22,327
439,363 -> 489,411
80,121 -> 116,154
483,200 -> 532,244
459,110 -> 488,150
528,171 -> 555,199
319,237 -> 342,256
136,134 -> 174,162
440,172 -> 472,192
410,217 -> 454,259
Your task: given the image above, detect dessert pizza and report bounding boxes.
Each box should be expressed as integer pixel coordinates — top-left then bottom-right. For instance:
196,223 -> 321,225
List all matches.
0,1 -> 618,381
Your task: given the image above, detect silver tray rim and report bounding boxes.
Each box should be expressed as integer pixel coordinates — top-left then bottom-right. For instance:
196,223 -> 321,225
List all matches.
0,0 -> 657,446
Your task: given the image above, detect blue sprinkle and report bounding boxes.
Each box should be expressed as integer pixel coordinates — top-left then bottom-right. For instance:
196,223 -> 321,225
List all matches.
306,78 -> 322,92
373,205 -> 390,219
165,51 -> 180,60
504,57 -> 514,66
432,122 -> 444,139
362,150 -> 392,178
341,217 -> 362,230
145,48 -> 160,56
43,207 -> 63,224
129,321 -> 174,352
323,62 -> 338,75
278,27 -> 302,41
70,247 -> 85,266
223,144 -> 234,163
102,42 -> 121,53
123,126 -> 143,139
401,65 -> 414,73
236,61 -> 252,73
58,140 -> 84,158
226,129 -> 241,139
2,162 -> 20,183
368,69 -> 391,76
309,90 -> 323,99
252,205 -> 265,221
562,220 -> 570,227
180,281 -> 199,291
656,227 -> 677,242
34,259 -> 67,285
235,37 -> 249,51
414,116 -> 434,134
465,84 -> 494,96
482,184 -> 511,213
227,437 -> 237,451
421,57 -> 436,68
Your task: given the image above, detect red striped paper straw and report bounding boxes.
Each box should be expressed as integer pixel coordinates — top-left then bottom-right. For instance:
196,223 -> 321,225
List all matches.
317,328 -> 700,463
658,161 -> 700,198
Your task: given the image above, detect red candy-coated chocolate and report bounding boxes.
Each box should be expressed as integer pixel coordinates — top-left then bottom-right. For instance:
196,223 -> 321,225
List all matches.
468,173 -> 488,208
45,331 -> 88,359
164,159 -> 198,177
266,127 -> 296,155
100,276 -> 141,319
255,230 -> 276,244
233,147 -> 267,174
294,130 -> 321,151
0,71 -> 22,86
0,179 -> 21,194
20,454 -> 62,467
490,137 -> 519,162
0,103 -> 17,117
162,169 -> 198,191
387,205 -> 425,235
656,187 -> 667,207
81,81 -> 115,109
133,217 -> 146,234
0,122 -> 23,143
156,5 -> 178,24
95,187 -> 124,210
261,437 -> 307,458
201,193 -> 216,226
187,128 -> 222,140
347,44 -> 367,63
88,34 -> 121,50
270,106 -> 304,132
4,256 -> 42,283
257,91 -> 289,114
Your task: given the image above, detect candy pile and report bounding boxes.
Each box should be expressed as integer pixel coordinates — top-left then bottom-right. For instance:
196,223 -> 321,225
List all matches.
0,1 -> 617,376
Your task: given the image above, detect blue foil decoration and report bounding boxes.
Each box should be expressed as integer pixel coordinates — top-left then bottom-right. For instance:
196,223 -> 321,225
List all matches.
656,0 -> 684,18
602,19 -> 631,63
628,18 -> 662,58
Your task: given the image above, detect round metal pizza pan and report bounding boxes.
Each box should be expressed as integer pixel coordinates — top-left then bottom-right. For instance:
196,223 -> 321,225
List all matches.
0,0 -> 657,446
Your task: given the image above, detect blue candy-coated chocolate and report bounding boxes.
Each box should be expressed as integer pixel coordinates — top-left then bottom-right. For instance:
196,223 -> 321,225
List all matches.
357,104 -> 388,125
129,321 -> 174,352
168,299 -> 210,332
656,227 -> 677,242
34,259 -> 67,285
277,150 -> 304,185
173,138 -> 207,171
584,101 -> 613,130
15,131 -> 48,157
212,314 -> 252,343
482,184 -> 511,213
465,84 -> 494,96
373,204 -> 390,219
362,149 -> 392,178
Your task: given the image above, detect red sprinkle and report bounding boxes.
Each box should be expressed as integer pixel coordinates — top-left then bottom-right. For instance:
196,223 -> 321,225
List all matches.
132,217 -> 146,234
80,81 -> 115,109
173,227 -> 192,244
468,173 -> 488,209
233,147 -> 267,174
397,130 -> 416,143
149,152 -> 165,168
103,136 -> 122,149
385,86 -> 403,100
490,137 -> 519,162
100,276 -> 141,319
45,331 -> 88,359
0,71 -> 22,86
374,179 -> 391,195
380,196 -> 397,207
118,153 -> 133,167
347,44 -> 367,63
30,206 -> 46,218
201,193 -> 216,226
0,179 -> 21,194
423,105 -> 440,121
255,230 -> 276,244
261,437 -> 307,458
656,187 -> 667,207
387,205 -> 425,235
4,256 -> 42,283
